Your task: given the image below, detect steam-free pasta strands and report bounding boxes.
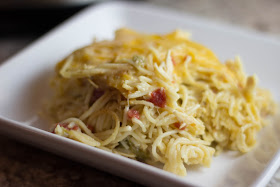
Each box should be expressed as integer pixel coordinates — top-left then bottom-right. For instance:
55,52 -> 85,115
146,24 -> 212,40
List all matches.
47,28 -> 277,176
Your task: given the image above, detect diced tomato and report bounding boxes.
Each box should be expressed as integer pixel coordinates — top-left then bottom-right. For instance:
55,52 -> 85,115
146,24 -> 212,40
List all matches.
89,89 -> 104,105
52,122 -> 79,133
72,125 -> 79,131
86,124 -> 94,133
148,88 -> 166,108
174,122 -> 186,130
127,109 -> 140,119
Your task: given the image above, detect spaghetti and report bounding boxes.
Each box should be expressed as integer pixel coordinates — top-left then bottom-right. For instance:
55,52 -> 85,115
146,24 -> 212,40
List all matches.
47,28 -> 276,176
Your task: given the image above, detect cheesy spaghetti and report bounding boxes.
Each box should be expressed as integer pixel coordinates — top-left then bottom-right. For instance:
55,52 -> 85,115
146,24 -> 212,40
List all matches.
47,28 -> 276,176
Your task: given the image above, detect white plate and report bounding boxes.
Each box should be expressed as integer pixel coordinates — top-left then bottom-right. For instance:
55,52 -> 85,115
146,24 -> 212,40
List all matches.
0,2 -> 280,187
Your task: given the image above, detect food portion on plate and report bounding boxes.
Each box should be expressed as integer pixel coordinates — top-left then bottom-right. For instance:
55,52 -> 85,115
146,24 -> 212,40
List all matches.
47,28 -> 277,176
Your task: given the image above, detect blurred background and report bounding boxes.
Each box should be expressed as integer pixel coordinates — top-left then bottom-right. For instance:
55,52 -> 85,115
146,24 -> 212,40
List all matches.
0,0 -> 280,186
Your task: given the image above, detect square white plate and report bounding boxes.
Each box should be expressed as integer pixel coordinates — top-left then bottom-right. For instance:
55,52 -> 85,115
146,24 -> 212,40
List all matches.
0,2 -> 280,187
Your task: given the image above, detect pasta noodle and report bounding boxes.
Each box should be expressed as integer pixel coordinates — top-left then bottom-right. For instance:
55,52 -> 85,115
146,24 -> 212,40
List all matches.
47,28 -> 277,176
